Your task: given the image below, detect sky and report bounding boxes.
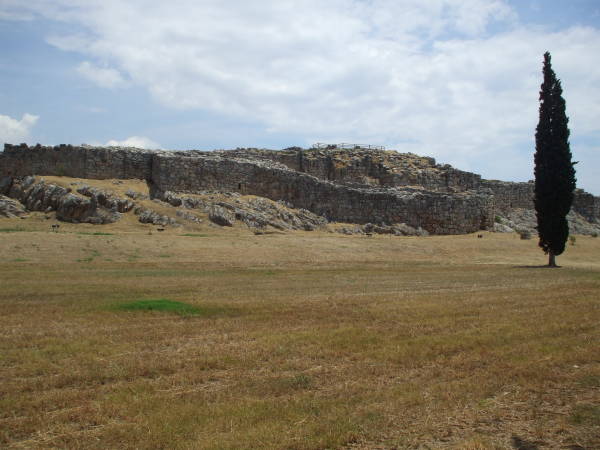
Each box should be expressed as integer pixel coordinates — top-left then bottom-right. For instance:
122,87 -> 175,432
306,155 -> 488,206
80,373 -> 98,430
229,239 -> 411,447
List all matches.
0,0 -> 599,194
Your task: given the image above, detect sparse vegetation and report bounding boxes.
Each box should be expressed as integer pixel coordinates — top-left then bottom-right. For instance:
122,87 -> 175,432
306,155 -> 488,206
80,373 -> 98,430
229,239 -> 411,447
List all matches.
76,249 -> 101,263
113,299 -> 202,315
76,231 -> 114,236
1,218 -> 599,448
0,227 -> 28,233
570,404 -> 600,426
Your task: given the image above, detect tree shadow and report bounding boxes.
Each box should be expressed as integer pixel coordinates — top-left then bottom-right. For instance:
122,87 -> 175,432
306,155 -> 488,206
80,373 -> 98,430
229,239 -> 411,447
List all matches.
513,265 -> 561,269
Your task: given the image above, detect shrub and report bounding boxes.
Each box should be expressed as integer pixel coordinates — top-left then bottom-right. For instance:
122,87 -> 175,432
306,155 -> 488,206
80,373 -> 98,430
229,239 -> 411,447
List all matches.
518,229 -> 532,240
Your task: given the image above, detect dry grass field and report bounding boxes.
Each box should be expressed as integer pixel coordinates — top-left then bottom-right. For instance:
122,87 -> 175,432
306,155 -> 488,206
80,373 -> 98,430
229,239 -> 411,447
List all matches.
1,189 -> 599,448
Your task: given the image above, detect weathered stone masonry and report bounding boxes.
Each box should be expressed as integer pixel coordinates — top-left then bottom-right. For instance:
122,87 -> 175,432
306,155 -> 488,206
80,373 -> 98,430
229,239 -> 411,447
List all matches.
0,143 -> 154,180
151,153 -> 494,234
2,143 -> 598,234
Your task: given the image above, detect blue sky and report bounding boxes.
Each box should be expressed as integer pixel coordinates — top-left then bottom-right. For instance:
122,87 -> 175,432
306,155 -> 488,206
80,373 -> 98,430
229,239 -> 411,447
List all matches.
1,0 -> 599,194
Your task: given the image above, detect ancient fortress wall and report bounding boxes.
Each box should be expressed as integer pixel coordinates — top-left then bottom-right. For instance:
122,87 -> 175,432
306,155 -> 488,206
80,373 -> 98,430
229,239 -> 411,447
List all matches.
2,144 -> 598,232
481,180 -> 535,212
573,190 -> 600,223
0,143 -> 153,180
152,153 -> 494,234
223,148 -> 542,215
221,148 -> 483,191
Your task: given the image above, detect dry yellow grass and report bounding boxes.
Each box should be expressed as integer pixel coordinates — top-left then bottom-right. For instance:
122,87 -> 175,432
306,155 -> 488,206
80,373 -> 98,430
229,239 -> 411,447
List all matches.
1,184 -> 599,449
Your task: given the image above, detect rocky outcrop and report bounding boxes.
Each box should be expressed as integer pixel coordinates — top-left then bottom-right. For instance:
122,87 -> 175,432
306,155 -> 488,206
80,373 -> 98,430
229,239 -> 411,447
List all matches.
495,209 -> 600,236
1,176 -> 122,224
152,190 -> 328,231
56,193 -> 121,224
334,222 -> 428,236
208,205 -> 235,227
0,195 -> 27,218
76,185 -> 135,213
175,210 -> 203,224
134,207 -> 179,226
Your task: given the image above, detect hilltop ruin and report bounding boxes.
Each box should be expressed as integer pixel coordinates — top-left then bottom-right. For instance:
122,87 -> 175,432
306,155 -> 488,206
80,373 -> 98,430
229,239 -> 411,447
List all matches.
1,143 -> 598,235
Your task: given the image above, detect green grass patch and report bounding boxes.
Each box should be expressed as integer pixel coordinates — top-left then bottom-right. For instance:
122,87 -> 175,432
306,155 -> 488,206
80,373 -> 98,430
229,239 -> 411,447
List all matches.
76,232 -> 114,236
570,404 -> 600,426
578,375 -> 600,388
77,249 -> 101,263
111,299 -> 235,317
9,258 -> 28,262
0,227 -> 30,233
126,248 -> 142,262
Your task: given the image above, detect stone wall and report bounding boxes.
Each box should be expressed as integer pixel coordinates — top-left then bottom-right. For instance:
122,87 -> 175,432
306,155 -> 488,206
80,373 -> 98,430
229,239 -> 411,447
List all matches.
2,143 -> 598,233
481,180 -> 535,213
573,189 -> 600,223
222,148 -> 483,191
481,180 -> 598,222
151,152 -> 494,234
1,144 -> 154,180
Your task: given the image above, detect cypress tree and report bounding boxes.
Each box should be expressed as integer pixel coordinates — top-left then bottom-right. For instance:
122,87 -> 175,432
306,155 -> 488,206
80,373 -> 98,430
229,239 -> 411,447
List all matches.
534,52 -> 576,267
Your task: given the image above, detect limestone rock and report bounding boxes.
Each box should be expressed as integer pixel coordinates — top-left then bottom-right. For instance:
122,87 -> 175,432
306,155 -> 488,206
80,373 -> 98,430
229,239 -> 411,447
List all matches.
0,195 -> 27,218
76,185 -> 134,213
492,222 -> 514,233
175,210 -> 203,223
125,189 -> 148,200
208,205 -> 235,227
335,222 -> 427,236
496,208 -> 600,236
56,193 -> 121,224
135,207 -> 179,226
3,177 -> 121,224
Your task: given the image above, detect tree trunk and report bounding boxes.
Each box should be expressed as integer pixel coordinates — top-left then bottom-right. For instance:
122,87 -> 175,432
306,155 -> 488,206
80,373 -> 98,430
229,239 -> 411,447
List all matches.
548,251 -> 557,267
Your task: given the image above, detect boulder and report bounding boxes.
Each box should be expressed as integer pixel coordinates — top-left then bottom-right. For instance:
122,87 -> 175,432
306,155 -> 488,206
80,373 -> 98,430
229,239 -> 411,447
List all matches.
208,205 -> 235,227
135,207 -> 179,226
77,185 -> 135,212
0,195 -> 27,218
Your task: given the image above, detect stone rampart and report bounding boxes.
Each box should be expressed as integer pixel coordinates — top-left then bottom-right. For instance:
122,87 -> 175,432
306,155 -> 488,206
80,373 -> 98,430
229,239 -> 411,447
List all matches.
222,148 -> 483,192
481,180 -> 535,213
573,189 -> 600,223
1,143 -> 154,180
151,152 -> 494,234
2,143 -> 598,232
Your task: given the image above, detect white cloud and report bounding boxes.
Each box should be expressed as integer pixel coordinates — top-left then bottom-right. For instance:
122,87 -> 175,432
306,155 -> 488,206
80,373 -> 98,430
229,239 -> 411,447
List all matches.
76,61 -> 126,89
0,113 -> 39,145
105,136 -> 160,149
6,1 -> 600,193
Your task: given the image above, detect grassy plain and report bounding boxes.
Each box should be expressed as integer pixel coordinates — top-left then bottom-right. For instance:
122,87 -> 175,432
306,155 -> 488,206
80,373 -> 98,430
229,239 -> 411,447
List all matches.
1,210 -> 599,449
